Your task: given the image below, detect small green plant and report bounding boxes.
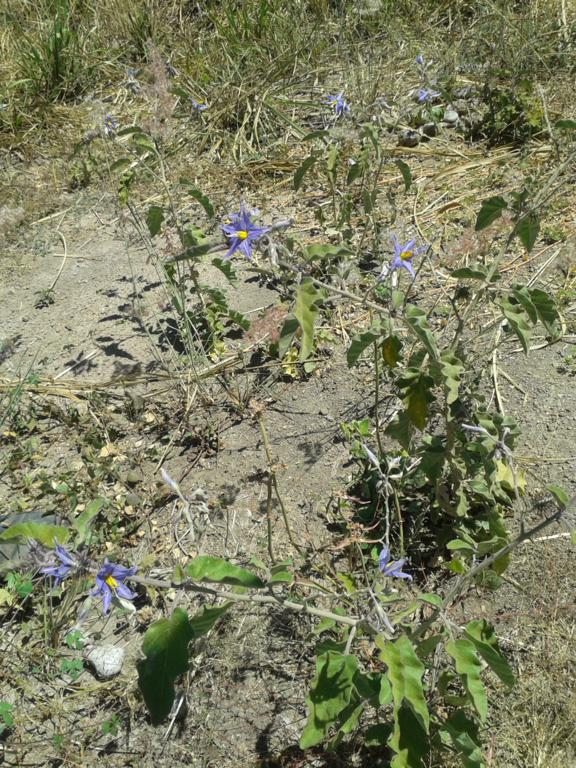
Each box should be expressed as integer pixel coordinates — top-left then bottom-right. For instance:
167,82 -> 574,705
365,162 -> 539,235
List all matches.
475,79 -> 545,145
0,702 -> 14,736
102,714 -> 121,737
60,657 -> 84,682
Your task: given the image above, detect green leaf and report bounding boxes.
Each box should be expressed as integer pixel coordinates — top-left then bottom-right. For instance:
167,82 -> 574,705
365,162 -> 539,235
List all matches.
347,158 -> 365,184
326,144 -> 339,184
188,603 -> 230,638
398,369 -> 434,431
395,159 -> 412,192
515,214 -> 540,253
382,335 -> 403,368
211,257 -> 238,287
447,539 -> 475,552
546,484 -> 570,509
346,328 -> 381,368
363,189 -> 377,214
364,723 -> 393,746
294,279 -> 322,361
380,635 -> 429,733
439,352 -> 463,406
417,593 -> 442,607
528,288 -> 560,337
475,196 -> 508,231
511,285 -> 538,324
500,299 -> 532,353
186,556 -> 265,589
110,158 -> 132,173
303,243 -> 352,262
385,410 -> 413,451
303,129 -> 330,142
277,315 -> 299,358
445,639 -> 487,721
294,154 -> 317,191
389,704 -> 429,768
268,570 -> 293,584
555,119 -> 576,131
405,305 -> 439,360
73,497 -> 106,545
443,711 -> 486,768
146,205 -> 164,237
451,265 -> 489,281
137,608 -> 194,724
300,652 -> 360,748
464,620 -> 515,687
0,522 -> 69,546
116,126 -> 145,137
186,187 -> 214,218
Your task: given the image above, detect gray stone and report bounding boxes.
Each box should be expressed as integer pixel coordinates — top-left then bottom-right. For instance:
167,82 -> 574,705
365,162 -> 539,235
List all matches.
397,130 -> 420,147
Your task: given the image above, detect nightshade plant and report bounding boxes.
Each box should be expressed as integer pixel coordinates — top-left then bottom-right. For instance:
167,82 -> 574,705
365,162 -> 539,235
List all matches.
4,83 -> 570,768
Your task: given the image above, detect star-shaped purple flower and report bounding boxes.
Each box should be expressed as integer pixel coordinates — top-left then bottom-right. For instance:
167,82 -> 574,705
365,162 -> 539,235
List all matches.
92,559 -> 137,614
103,114 -> 119,137
379,546 -> 412,580
41,544 -> 77,586
415,54 -> 425,66
221,206 -> 270,260
190,97 -> 208,114
325,92 -> 350,118
417,88 -> 440,103
388,234 -> 428,279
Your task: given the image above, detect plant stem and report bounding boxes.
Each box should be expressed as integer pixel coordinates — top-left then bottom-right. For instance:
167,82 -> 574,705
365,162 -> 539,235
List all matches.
255,411 -> 302,554
373,340 -> 384,457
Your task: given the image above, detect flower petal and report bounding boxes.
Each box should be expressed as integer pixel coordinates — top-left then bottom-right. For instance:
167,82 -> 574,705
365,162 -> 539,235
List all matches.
115,582 -> 136,600
378,546 -> 391,571
102,588 -> 112,614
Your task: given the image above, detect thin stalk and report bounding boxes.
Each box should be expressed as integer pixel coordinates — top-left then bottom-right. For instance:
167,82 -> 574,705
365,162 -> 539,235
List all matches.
256,411 -> 303,554
373,340 -> 384,457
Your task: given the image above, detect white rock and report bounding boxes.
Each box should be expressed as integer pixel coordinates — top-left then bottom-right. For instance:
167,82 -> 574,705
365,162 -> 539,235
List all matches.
85,645 -> 125,678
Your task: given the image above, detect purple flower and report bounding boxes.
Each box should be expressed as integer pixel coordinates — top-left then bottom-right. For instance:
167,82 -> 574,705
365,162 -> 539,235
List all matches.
103,115 -> 119,137
41,544 -> 77,586
190,97 -> 208,114
388,234 -> 428,279
325,92 -> 350,118
415,54 -> 425,66
417,88 -> 440,103
92,559 -> 137,614
221,206 -> 270,260
379,546 -> 412,580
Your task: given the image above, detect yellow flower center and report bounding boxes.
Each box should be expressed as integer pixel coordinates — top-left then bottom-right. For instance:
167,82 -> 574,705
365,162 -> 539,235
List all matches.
237,230 -> 249,240
400,250 -> 413,261
105,575 -> 118,591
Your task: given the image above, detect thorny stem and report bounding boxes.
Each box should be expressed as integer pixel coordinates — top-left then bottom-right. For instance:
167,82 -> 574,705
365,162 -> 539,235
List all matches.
373,340 -> 384,458
129,572 -> 371,631
255,410 -> 303,555
265,474 -> 275,563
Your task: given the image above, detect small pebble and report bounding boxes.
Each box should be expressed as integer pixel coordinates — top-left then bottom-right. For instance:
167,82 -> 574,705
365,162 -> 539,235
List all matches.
397,129 -> 420,147
443,109 -> 459,126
